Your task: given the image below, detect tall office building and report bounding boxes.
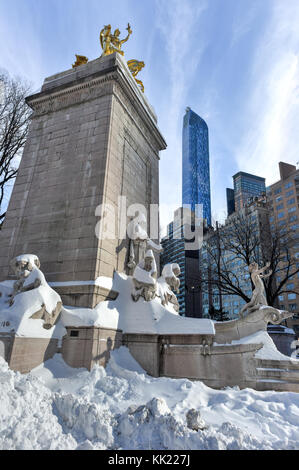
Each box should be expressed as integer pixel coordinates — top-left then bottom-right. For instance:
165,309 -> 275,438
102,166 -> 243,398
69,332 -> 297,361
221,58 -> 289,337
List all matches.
232,171 -> 266,212
266,162 -> 299,335
182,107 -> 211,226
226,188 -> 235,217
161,207 -> 202,317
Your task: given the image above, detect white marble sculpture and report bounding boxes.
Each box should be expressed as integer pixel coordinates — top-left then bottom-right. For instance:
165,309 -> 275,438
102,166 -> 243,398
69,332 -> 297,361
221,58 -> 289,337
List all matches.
131,250 -> 181,313
127,211 -> 162,273
9,254 -> 62,329
240,262 -> 272,317
131,249 -> 158,302
157,263 -> 181,312
239,261 -> 294,325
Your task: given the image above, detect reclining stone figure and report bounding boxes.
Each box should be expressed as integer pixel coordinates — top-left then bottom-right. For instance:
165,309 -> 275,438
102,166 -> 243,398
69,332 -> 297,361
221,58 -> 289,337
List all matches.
9,254 -> 62,329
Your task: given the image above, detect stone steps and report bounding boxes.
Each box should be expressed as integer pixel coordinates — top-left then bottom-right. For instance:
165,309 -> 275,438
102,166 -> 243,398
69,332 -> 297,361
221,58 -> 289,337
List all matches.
254,381 -> 299,393
256,368 -> 299,382
256,359 -> 299,369
252,358 -> 299,392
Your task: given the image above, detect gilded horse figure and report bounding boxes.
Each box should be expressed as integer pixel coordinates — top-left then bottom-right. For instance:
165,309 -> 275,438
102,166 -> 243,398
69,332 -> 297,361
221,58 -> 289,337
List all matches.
127,60 -> 145,93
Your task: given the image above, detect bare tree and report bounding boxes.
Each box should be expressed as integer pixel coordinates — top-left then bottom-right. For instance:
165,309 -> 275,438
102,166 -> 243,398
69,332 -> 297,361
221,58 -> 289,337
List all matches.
0,72 -> 32,225
200,206 -> 299,308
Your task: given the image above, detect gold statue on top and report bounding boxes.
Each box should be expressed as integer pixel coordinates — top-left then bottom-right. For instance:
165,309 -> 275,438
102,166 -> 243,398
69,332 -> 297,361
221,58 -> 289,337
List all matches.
72,54 -> 88,69
127,60 -> 145,93
100,23 -> 132,57
72,54 -> 88,68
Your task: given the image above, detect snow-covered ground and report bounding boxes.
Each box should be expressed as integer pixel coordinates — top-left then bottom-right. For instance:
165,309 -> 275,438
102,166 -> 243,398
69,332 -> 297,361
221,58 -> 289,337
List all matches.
1,347 -> 299,450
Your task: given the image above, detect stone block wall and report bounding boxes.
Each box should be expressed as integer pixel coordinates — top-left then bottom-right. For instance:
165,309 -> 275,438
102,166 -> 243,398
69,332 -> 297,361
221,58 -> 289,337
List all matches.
8,337 -> 59,374
62,326 -> 123,370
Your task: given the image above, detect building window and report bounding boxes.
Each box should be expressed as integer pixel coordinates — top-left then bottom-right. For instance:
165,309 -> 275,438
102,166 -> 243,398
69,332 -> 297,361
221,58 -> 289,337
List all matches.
286,283 -> 295,290
274,187 -> 282,195
286,190 -> 294,197
287,198 -> 295,205
285,182 -> 293,189
277,211 -> 285,219
278,295 -> 284,301
288,207 -> 296,213
288,293 -> 296,300
276,203 -> 284,210
289,304 -> 297,311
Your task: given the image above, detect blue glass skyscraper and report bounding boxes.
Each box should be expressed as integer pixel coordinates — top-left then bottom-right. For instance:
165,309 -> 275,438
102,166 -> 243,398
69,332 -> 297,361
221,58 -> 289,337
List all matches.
182,107 -> 211,226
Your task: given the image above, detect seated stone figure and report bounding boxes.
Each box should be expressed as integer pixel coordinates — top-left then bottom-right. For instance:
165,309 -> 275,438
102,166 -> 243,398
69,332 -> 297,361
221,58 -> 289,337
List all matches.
157,263 -> 181,313
132,250 -> 157,302
9,254 -> 62,329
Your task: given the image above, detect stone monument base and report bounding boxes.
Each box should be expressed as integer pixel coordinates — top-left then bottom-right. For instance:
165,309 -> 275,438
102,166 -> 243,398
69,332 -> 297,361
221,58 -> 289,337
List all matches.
51,283 -> 119,309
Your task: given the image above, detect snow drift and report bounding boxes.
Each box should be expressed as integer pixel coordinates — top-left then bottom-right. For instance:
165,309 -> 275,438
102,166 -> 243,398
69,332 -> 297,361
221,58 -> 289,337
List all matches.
1,348 -> 299,450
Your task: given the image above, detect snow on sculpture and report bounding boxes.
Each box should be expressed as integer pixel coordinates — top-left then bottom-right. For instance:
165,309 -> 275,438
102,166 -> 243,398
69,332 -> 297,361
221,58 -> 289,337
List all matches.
240,261 -> 293,324
157,263 -> 181,312
131,247 -> 181,313
9,254 -> 62,329
131,249 -> 158,302
128,212 -> 182,311
127,211 -> 162,272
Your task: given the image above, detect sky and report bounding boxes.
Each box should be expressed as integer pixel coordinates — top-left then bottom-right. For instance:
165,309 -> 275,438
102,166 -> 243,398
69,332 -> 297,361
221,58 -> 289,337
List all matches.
1,0 -> 299,232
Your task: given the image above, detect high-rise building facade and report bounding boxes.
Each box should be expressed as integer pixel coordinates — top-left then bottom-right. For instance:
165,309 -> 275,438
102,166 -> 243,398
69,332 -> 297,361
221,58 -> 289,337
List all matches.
200,197 -> 271,319
226,188 -> 235,217
266,162 -> 299,335
182,107 -> 211,226
161,207 -> 202,317
232,171 -> 266,212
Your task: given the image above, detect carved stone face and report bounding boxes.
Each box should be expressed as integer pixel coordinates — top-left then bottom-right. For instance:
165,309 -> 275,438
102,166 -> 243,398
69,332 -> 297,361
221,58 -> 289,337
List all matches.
144,257 -> 153,271
173,266 -> 181,277
14,260 -> 32,278
11,255 -> 40,278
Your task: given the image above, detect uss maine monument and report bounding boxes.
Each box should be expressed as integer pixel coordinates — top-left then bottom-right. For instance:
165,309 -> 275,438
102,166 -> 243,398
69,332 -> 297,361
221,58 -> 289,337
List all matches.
0,25 -> 166,308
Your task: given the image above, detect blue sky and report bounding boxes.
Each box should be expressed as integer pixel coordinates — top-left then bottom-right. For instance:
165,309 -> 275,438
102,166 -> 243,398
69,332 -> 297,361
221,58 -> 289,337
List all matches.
1,0 -> 299,231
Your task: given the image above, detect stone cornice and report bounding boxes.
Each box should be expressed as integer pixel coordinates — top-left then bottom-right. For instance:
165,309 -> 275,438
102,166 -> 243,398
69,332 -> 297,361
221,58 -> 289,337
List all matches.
26,55 -> 167,152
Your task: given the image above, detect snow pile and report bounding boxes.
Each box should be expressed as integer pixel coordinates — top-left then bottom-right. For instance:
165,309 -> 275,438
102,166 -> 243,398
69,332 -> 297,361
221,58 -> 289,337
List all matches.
0,357 -> 75,450
61,272 -> 215,336
216,331 -> 297,361
1,348 -> 299,450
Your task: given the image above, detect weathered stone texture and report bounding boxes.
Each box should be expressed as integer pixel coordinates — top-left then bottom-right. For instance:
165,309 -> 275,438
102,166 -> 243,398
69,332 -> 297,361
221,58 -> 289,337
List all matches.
0,54 -> 166,307
62,326 -> 123,370
8,337 -> 59,374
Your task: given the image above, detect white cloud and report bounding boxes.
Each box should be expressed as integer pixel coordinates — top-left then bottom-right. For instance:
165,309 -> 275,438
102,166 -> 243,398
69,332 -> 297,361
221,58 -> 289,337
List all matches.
234,1 -> 299,185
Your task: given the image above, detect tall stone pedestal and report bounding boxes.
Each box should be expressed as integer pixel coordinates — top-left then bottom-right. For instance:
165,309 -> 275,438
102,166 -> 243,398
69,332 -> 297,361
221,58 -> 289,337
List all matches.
0,53 -> 166,307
